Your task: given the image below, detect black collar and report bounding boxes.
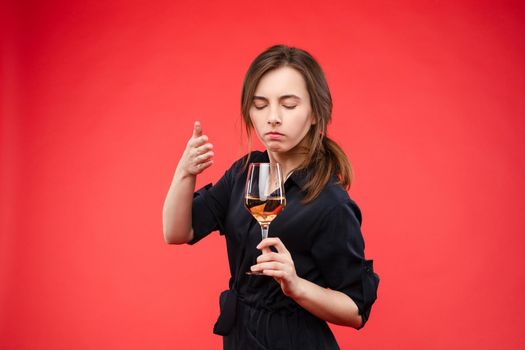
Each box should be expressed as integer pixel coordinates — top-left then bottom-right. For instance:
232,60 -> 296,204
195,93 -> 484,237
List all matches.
250,150 -> 309,191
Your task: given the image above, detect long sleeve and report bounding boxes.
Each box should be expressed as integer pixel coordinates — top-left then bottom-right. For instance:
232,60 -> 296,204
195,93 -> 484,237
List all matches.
310,199 -> 379,328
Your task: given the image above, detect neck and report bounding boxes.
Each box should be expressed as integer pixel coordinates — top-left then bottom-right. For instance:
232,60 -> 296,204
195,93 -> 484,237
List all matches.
267,148 -> 307,179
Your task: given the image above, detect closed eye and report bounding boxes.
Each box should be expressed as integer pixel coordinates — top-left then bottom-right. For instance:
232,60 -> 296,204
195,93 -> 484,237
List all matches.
254,104 -> 267,110
283,105 -> 297,110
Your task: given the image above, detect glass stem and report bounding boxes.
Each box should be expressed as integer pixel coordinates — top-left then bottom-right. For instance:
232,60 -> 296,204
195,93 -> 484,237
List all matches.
260,224 -> 269,240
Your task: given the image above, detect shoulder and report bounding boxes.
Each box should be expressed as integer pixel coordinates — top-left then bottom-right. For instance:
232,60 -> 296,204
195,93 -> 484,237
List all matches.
311,181 -> 364,250
315,177 -> 362,225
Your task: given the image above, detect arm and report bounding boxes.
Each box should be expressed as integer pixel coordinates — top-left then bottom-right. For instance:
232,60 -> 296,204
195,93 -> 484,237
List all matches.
162,121 -> 214,244
251,238 -> 363,328
290,277 -> 362,328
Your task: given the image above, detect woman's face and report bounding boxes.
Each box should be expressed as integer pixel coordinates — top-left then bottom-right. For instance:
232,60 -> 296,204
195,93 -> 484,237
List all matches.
249,66 -> 315,154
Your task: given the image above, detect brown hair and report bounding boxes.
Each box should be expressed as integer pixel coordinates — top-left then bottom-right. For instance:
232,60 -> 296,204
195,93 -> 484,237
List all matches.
241,44 -> 353,203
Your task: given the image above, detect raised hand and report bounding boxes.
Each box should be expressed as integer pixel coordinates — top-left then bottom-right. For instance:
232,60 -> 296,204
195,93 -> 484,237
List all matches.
179,121 -> 214,176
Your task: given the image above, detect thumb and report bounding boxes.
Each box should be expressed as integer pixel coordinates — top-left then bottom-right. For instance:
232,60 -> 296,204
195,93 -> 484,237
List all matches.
193,121 -> 202,138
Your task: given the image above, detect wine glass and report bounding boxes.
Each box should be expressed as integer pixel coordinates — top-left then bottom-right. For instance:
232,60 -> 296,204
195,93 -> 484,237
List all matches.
244,163 -> 286,275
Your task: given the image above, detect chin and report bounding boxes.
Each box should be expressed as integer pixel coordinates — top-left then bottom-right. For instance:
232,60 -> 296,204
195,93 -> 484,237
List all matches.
265,144 -> 288,153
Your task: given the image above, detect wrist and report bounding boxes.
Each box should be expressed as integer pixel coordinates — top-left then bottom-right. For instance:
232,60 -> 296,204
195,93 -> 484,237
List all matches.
177,171 -> 196,181
174,164 -> 197,182
288,277 -> 308,301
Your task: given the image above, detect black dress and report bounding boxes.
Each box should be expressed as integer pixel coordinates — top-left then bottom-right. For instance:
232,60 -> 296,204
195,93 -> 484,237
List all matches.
189,151 -> 379,350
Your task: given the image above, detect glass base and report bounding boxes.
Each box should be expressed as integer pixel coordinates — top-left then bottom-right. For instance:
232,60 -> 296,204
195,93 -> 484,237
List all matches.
245,271 -> 265,275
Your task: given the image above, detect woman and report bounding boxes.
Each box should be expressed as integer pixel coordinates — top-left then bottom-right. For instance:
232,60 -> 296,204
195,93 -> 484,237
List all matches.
163,45 -> 379,349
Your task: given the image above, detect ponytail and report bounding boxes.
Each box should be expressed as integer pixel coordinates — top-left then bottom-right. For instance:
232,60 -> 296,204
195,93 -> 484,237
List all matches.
301,136 -> 353,203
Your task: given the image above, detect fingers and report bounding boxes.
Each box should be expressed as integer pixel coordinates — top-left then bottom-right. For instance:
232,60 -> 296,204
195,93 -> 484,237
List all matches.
257,237 -> 289,255
192,143 -> 214,157
261,246 -> 272,254
190,145 -> 214,166
256,252 -> 287,264
196,159 -> 213,171
189,121 -> 209,148
196,150 -> 214,163
184,121 -> 214,175
188,134 -> 209,148
252,238 -> 294,274
193,121 -> 202,138
259,269 -> 286,279
251,237 -> 300,297
250,261 -> 286,273
192,153 -> 214,169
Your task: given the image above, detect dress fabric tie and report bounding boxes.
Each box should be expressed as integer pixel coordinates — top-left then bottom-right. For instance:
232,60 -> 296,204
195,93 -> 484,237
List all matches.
223,298 -> 340,350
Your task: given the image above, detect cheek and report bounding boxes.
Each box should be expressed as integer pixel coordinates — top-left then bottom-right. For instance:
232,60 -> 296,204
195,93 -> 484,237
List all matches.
292,112 -> 314,134
249,113 -> 264,135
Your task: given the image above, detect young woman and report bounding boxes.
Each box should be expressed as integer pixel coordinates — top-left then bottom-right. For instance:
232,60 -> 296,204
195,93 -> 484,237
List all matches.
163,45 -> 379,349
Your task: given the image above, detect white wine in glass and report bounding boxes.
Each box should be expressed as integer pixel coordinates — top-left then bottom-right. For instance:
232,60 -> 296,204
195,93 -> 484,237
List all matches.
244,163 -> 286,275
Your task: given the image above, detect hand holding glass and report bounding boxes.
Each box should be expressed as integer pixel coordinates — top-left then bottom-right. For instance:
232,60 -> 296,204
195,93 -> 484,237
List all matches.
244,163 -> 286,275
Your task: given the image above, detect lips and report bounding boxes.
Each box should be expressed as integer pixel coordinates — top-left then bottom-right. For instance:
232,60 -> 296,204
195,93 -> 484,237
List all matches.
265,131 -> 284,140
265,131 -> 284,136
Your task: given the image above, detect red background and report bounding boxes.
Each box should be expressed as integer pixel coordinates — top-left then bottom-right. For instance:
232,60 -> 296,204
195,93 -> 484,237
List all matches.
2,0 -> 525,349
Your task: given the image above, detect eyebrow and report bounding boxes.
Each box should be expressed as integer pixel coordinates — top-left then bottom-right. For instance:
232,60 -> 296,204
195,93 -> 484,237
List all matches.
253,94 -> 302,102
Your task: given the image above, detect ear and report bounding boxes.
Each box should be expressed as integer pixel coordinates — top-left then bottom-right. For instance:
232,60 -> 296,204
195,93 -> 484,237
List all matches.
310,114 -> 317,125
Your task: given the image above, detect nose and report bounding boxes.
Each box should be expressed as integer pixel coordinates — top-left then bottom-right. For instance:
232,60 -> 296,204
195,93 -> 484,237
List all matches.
267,106 -> 282,126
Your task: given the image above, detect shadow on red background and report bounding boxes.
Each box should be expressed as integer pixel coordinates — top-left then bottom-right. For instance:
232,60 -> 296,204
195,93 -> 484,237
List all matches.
1,1 -> 525,349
